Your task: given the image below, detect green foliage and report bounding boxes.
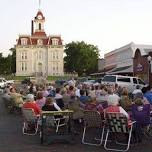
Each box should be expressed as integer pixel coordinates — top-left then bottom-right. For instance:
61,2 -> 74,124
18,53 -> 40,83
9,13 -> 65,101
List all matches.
64,41 -> 99,76
47,76 -> 70,81
9,48 -> 16,74
0,48 -> 16,75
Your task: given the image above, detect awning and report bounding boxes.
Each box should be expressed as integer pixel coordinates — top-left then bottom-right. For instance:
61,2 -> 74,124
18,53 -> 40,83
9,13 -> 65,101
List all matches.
107,65 -> 133,74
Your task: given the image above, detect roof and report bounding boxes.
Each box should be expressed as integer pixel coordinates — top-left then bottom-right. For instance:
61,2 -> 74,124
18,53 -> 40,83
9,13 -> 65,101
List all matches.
35,10 -> 45,20
16,36 -> 63,45
107,65 -> 133,74
32,31 -> 47,37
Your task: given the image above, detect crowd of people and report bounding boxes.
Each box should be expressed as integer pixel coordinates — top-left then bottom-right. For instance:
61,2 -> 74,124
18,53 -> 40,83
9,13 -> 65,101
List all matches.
3,79 -> 152,143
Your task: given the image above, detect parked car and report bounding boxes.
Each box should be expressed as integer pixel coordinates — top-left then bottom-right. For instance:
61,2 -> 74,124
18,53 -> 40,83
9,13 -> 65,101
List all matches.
0,78 -> 14,88
0,78 -> 6,88
21,77 -> 36,84
101,75 -> 146,92
55,80 -> 67,86
83,79 -> 96,85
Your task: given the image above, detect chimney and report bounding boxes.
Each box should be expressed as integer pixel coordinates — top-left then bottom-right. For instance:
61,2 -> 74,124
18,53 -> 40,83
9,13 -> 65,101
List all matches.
31,20 -> 34,35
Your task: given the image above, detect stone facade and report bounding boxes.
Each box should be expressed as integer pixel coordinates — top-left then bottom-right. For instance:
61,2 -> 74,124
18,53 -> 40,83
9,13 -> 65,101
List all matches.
15,10 -> 64,76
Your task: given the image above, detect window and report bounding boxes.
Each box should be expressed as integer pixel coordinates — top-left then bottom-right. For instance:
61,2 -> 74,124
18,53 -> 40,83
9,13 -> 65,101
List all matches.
38,51 -> 43,60
52,38 -> 59,45
53,52 -> 55,59
21,38 -> 28,45
117,77 -> 131,83
21,51 -> 27,60
56,63 -> 58,71
21,52 -> 24,59
56,51 -> 58,59
25,63 -> 27,71
39,23 -> 41,30
21,62 -> 27,71
103,76 -> 116,82
25,52 -> 27,59
138,79 -> 145,85
37,39 -> 43,45
21,63 -> 24,71
133,78 -> 137,84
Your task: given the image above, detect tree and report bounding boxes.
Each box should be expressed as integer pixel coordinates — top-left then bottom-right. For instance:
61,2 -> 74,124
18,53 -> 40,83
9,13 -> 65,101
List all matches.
64,41 -> 99,76
0,48 -> 16,75
9,48 -> 16,74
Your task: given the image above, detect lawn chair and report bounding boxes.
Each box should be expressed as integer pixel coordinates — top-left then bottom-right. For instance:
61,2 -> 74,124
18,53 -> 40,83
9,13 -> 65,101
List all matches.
104,112 -> 135,152
82,110 -> 105,146
22,108 -> 40,135
40,110 -> 73,144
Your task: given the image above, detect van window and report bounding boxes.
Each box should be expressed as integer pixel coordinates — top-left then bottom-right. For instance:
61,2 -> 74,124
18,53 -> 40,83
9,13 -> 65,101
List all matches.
138,79 -> 145,85
103,76 -> 116,82
117,77 -> 131,83
133,78 -> 137,84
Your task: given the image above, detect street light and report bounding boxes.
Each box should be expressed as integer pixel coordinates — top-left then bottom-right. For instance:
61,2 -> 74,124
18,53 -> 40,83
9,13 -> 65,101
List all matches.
147,55 -> 152,87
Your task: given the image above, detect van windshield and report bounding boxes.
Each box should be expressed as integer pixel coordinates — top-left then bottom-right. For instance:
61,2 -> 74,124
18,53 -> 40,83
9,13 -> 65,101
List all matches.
138,79 -> 145,85
103,76 -> 116,82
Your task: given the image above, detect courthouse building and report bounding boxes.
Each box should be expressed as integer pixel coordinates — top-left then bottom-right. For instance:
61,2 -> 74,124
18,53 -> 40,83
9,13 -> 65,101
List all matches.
15,10 -> 64,76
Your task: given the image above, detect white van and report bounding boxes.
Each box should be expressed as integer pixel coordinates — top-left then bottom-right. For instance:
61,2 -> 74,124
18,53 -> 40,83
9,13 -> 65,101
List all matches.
101,75 -> 146,92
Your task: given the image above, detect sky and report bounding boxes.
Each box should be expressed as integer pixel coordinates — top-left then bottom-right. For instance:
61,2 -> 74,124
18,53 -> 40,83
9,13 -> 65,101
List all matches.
1,0 -> 152,57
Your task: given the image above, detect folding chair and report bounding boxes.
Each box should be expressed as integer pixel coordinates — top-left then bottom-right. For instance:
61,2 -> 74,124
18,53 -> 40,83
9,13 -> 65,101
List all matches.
22,108 -> 40,135
82,110 -> 105,146
40,111 -> 73,144
53,116 -> 69,133
104,112 -> 135,152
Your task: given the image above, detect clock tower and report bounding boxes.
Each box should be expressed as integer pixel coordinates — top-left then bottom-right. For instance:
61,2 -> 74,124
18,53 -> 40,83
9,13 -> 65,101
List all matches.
33,10 -> 45,34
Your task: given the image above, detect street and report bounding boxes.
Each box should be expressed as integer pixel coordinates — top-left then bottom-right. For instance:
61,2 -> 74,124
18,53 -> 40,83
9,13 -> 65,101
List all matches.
0,94 -> 152,152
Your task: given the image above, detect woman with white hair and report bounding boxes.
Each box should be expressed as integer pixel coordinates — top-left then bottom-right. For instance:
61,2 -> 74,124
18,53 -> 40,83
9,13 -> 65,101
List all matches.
105,94 -> 129,119
23,94 -> 41,116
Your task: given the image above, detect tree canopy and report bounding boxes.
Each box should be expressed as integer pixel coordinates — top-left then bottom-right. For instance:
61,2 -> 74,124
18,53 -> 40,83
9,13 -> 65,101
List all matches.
64,41 -> 99,76
0,48 -> 16,75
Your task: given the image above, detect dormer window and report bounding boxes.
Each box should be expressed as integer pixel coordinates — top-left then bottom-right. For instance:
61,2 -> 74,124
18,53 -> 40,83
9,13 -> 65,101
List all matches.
37,39 -> 43,45
21,38 -> 28,45
52,38 -> 59,45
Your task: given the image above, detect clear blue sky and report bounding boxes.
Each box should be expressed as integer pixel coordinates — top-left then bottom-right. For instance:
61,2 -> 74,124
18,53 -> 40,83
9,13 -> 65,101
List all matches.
1,0 -> 152,57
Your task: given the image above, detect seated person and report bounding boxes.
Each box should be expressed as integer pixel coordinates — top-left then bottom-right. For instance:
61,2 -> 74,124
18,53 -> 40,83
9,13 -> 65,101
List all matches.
55,88 -> 64,109
142,86 -> 152,105
132,98 -> 150,125
85,96 -> 103,113
119,87 -> 132,112
23,94 -> 41,116
42,97 -> 61,111
35,91 -> 46,109
79,89 -> 89,104
10,87 -> 24,107
131,98 -> 151,142
105,94 -> 129,119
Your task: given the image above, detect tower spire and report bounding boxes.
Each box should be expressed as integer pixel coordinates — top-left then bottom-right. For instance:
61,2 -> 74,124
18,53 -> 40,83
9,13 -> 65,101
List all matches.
39,0 -> 41,9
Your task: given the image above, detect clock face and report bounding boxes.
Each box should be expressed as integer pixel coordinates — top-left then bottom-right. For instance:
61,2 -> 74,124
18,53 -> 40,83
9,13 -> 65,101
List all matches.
38,15 -> 42,19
